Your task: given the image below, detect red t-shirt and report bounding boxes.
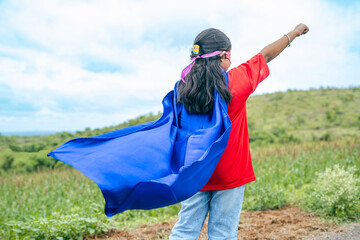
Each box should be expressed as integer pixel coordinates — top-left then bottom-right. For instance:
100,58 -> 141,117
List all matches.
202,53 -> 270,191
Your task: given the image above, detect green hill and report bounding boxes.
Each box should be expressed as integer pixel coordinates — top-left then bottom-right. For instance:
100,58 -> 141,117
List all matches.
247,86 -> 359,144
0,86 -> 359,173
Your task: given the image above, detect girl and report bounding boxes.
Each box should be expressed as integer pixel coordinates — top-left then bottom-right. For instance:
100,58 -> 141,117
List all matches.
170,24 -> 309,239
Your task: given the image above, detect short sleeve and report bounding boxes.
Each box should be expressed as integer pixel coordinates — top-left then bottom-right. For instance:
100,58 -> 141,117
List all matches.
228,53 -> 270,104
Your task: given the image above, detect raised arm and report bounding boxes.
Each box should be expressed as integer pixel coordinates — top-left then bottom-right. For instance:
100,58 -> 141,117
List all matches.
260,23 -> 309,63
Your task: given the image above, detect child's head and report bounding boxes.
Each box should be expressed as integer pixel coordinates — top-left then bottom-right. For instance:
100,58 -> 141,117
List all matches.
190,28 -> 231,59
178,28 -> 232,114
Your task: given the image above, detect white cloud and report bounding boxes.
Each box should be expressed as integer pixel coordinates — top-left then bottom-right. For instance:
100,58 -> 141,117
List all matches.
0,0 -> 359,132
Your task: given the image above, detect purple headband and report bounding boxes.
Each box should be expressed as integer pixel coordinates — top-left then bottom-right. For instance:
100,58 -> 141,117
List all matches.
180,50 -> 222,83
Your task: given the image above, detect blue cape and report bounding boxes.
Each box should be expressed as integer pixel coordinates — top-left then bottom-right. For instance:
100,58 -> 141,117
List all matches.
48,76 -> 231,217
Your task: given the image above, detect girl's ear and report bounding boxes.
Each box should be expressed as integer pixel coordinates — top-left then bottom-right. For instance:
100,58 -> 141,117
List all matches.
219,51 -> 226,59
219,51 -> 226,62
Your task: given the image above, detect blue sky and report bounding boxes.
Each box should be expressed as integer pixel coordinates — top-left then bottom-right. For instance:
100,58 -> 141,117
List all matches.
0,0 -> 359,132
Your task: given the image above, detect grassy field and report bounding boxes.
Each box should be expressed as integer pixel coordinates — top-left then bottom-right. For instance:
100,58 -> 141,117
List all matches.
0,138 -> 359,239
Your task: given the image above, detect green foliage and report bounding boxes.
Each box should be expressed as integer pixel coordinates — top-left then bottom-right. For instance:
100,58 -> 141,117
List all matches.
8,142 -> 22,152
29,151 -> 58,169
271,126 -> 302,144
325,109 -> 337,122
1,155 -> 14,171
338,93 -> 355,102
243,184 -> 287,210
243,138 -> 359,217
270,92 -> 285,101
247,116 -> 256,131
320,131 -> 332,141
0,139 -> 358,239
8,139 -> 47,153
249,130 -> 275,145
300,165 -> 360,221
247,87 -> 360,144
5,204 -> 113,239
271,125 -> 286,137
0,168 -> 180,239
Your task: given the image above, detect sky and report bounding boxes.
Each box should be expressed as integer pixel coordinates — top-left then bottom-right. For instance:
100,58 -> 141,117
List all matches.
0,0 -> 359,133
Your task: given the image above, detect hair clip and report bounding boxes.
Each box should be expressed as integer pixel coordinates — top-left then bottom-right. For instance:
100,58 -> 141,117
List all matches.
192,45 -> 200,55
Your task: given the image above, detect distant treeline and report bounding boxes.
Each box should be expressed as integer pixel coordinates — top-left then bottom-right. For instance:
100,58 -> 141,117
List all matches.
0,86 -> 359,174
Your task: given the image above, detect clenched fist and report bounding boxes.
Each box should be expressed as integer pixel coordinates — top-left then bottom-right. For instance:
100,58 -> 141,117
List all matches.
294,23 -> 309,37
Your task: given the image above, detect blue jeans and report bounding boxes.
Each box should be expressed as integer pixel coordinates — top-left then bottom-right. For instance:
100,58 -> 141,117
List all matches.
170,185 -> 245,240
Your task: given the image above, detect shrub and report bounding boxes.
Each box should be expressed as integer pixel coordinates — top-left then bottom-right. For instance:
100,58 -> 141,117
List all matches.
311,133 -> 317,141
30,152 -> 57,169
1,155 -> 14,170
300,165 -> 360,221
5,204 -> 114,239
338,93 -> 354,102
296,115 -> 306,126
271,126 -> 301,144
8,143 -> 22,152
8,142 -> 46,153
247,116 -> 256,131
326,109 -> 336,122
320,131 -> 332,141
244,184 -> 287,211
271,125 -> 286,138
278,133 -> 301,144
249,130 -> 275,146
271,92 -> 285,101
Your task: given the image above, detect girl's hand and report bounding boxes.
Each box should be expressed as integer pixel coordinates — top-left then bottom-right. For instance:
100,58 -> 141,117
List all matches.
294,23 -> 309,37
260,23 -> 309,63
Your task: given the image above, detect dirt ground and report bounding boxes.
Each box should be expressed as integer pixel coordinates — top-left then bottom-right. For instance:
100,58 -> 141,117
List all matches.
86,206 -> 359,240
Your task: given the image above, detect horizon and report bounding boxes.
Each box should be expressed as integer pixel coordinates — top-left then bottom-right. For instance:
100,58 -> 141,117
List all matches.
1,85 -> 357,135
1,0 -> 359,132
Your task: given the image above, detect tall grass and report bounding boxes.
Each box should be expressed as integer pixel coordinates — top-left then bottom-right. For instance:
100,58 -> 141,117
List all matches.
0,166 -> 180,238
244,138 -> 359,211
0,138 -> 359,239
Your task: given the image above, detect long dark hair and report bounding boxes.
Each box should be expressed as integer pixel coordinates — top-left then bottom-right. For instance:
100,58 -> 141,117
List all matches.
178,28 -> 232,114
